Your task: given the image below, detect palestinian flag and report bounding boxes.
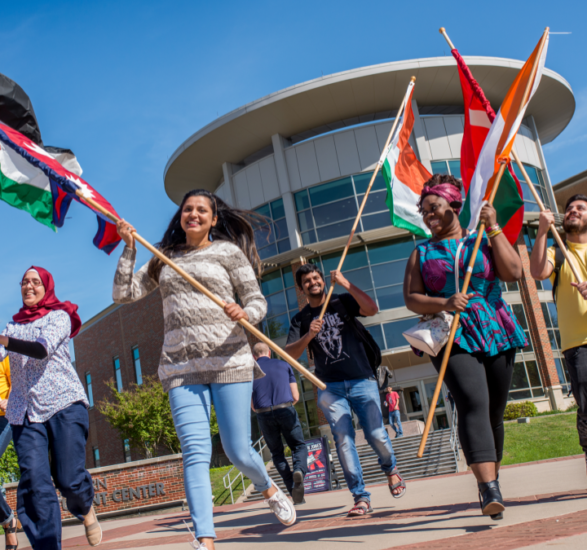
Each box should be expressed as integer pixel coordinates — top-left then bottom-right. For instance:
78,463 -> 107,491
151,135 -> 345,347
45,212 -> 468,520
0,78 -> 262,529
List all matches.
461,32 -> 548,235
453,52 -> 525,245
383,81 -> 432,238
0,122 -> 121,253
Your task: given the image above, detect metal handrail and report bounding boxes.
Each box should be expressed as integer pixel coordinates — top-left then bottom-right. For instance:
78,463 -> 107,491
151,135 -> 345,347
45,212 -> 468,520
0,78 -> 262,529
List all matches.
221,435 -> 266,504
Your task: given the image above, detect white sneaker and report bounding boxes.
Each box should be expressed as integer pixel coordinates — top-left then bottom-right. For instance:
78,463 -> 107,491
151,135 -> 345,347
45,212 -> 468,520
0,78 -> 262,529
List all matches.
184,521 -> 208,549
265,481 -> 296,526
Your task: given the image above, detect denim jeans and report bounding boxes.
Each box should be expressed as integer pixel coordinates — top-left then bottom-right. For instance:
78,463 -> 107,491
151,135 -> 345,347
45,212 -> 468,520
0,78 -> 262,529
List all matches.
564,345 -> 587,453
257,406 -> 308,495
0,417 -> 13,526
388,410 -> 403,437
12,402 -> 94,550
317,378 -> 397,503
169,381 -> 272,540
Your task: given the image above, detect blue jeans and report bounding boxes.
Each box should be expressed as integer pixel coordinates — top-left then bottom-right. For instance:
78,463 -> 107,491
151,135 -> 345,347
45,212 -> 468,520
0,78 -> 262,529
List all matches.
12,402 -> 94,550
257,406 -> 307,495
388,410 -> 403,437
317,378 -> 397,503
0,416 -> 13,526
169,381 -> 271,540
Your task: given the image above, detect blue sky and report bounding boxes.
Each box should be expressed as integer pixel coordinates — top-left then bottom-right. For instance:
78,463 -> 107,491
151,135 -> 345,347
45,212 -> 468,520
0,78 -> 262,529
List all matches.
0,0 -> 585,332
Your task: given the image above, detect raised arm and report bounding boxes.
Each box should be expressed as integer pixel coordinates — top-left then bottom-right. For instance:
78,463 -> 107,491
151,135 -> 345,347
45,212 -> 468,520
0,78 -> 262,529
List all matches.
480,204 -> 522,282
330,270 -> 378,316
530,210 -> 556,280
112,247 -> 159,304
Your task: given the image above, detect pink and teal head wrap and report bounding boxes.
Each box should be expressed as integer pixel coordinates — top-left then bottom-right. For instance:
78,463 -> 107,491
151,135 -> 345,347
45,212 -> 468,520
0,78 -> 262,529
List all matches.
419,184 -> 463,214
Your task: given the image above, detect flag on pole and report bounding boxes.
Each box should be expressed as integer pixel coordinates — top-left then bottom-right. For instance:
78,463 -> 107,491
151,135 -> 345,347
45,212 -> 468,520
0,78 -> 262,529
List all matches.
452,51 -> 525,245
382,82 -> 432,238
461,32 -> 548,233
0,122 -> 121,253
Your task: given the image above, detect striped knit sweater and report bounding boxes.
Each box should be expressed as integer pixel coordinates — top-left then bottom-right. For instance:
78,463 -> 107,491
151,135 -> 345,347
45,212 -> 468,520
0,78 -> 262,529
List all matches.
112,241 -> 267,391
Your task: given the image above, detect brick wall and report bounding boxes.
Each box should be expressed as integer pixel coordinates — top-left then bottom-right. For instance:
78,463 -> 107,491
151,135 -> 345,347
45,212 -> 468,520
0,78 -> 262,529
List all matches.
5,454 -> 185,519
516,234 -> 560,387
73,291 -> 165,467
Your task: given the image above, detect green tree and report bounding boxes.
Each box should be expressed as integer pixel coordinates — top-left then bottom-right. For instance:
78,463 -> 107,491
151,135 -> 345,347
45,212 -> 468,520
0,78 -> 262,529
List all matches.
0,443 -> 20,485
99,375 -> 181,459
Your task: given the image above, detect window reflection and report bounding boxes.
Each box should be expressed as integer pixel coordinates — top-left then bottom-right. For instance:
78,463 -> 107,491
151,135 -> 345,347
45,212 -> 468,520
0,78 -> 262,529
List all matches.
254,198 -> 291,260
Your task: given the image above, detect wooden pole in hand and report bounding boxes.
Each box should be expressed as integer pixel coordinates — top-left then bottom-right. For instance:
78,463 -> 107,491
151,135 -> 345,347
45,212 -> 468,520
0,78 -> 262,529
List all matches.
417,28 -> 549,458
75,190 -> 327,391
511,151 -> 583,284
318,76 -> 416,321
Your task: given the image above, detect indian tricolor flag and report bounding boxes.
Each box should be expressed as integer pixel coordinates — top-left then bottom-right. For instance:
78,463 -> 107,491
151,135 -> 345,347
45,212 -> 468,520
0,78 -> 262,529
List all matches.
462,30 -> 549,234
383,81 -> 432,238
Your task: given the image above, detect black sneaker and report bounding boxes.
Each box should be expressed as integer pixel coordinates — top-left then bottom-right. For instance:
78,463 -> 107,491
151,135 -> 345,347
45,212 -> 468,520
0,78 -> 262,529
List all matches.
292,470 -> 305,504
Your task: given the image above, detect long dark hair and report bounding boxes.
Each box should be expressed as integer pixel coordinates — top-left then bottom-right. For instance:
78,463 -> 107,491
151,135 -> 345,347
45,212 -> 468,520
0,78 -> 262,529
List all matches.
148,189 -> 265,282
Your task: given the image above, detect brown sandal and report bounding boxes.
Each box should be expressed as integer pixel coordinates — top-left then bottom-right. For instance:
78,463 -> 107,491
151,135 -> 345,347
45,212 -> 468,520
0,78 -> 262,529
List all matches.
347,499 -> 373,517
4,517 -> 21,550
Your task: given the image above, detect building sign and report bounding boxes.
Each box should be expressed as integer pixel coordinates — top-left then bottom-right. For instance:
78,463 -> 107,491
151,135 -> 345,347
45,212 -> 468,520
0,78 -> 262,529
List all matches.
304,437 -> 330,494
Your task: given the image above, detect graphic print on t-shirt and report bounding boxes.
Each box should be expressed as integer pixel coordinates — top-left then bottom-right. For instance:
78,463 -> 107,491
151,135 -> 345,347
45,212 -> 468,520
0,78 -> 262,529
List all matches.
314,311 -> 350,364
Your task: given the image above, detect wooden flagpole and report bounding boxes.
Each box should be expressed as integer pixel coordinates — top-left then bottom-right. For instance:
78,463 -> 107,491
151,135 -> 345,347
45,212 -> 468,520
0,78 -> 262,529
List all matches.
511,150 -> 583,284
417,28 -> 549,458
75,190 -> 327,391
318,76 -> 416,321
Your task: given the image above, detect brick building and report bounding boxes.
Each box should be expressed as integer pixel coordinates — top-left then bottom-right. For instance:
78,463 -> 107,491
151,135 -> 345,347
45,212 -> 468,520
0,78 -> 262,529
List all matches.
75,56 -> 578,467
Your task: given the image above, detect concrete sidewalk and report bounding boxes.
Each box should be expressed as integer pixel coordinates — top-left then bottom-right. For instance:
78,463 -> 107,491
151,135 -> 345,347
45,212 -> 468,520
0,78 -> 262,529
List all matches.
15,455 -> 587,550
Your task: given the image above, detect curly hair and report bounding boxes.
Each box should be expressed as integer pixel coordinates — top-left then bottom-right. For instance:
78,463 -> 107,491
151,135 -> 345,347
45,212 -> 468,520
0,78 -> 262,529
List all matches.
147,189 -> 265,282
417,173 -> 463,213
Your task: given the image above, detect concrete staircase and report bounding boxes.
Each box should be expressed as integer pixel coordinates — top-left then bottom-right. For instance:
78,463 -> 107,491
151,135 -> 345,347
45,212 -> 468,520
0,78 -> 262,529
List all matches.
243,429 -> 459,502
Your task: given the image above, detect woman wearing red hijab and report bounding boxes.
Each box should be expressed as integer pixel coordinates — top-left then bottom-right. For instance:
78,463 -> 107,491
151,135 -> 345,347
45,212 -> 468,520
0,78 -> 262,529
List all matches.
0,267 -> 101,550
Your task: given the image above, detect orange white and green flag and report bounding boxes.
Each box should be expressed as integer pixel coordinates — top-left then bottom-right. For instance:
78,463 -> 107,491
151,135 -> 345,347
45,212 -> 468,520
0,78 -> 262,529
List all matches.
462,31 -> 549,232
383,81 -> 432,238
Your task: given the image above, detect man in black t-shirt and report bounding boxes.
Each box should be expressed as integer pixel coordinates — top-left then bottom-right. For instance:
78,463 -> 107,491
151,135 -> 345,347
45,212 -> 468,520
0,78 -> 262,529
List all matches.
285,264 -> 405,516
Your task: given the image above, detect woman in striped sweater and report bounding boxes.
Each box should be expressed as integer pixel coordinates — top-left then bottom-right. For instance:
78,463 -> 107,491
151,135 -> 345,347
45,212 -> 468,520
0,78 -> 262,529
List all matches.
113,190 -> 296,550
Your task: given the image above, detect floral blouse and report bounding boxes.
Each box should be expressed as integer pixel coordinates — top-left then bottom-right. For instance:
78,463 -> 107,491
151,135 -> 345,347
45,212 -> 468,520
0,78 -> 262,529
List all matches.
417,231 -> 528,356
0,310 -> 88,425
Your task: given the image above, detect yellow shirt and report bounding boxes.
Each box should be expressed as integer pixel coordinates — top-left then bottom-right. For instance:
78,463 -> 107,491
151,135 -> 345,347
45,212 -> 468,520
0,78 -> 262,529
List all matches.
0,357 -> 11,416
548,241 -> 587,352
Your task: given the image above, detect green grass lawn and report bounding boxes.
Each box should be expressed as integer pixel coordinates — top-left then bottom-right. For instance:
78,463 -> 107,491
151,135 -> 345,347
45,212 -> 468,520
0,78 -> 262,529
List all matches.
502,413 -> 583,466
209,465 -> 251,507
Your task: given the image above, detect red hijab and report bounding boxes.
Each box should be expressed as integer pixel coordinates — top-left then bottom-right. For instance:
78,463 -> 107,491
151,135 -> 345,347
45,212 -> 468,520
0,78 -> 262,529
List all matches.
13,266 -> 82,338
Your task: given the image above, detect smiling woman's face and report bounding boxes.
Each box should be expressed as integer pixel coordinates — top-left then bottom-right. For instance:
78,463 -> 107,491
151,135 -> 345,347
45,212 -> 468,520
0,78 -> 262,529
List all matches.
21,270 -> 46,307
420,194 -> 459,237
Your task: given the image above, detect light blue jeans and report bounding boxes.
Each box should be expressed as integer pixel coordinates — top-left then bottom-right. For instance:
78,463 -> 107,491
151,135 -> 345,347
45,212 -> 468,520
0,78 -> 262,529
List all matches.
169,381 -> 271,540
388,410 -> 403,437
317,378 -> 397,503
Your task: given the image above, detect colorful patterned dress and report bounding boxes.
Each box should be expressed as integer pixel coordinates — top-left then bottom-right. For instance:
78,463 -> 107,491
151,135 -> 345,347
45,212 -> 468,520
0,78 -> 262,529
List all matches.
417,231 -> 527,356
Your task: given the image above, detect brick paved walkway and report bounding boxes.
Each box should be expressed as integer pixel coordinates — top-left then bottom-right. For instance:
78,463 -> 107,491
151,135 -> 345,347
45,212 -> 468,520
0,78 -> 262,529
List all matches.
15,455 -> 587,550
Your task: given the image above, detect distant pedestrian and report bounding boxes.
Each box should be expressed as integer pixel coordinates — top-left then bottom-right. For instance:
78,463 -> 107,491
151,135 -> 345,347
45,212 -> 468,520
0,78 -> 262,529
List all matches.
251,343 -> 308,504
384,387 -> 403,438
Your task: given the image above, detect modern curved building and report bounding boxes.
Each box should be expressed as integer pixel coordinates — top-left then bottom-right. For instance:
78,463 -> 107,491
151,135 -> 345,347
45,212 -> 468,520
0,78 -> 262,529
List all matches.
164,56 -> 575,438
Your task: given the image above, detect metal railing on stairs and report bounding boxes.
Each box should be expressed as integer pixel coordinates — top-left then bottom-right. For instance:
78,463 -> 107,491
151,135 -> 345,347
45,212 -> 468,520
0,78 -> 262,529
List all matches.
222,435 -> 267,504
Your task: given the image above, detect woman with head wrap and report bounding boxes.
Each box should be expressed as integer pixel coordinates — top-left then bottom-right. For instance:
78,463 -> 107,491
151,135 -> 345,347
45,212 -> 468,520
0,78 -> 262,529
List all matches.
0,267 -> 101,549
403,174 -> 527,520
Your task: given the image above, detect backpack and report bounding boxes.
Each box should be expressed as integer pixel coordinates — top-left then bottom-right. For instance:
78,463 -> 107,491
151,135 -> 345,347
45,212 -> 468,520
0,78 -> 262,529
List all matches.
299,295 -> 382,380
551,245 -> 566,303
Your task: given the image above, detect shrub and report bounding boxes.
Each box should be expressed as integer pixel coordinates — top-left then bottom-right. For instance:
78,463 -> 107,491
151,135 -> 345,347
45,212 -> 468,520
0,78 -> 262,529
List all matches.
504,401 -> 538,421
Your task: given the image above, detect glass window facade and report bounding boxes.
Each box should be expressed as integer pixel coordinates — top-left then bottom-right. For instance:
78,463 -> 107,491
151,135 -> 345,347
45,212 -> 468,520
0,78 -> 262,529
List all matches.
524,227 -> 554,292
254,198 -> 291,259
123,439 -> 132,462
260,266 -> 299,340
509,357 -> 544,401
93,447 -> 100,468
85,373 -> 94,408
430,159 -> 462,180
294,172 -> 390,244
113,356 -> 123,392
512,163 -> 550,212
310,235 -> 421,312
132,346 -> 143,385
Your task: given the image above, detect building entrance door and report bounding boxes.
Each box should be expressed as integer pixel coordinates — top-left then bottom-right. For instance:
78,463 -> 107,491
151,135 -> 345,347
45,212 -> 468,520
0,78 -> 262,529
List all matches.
395,378 -> 451,432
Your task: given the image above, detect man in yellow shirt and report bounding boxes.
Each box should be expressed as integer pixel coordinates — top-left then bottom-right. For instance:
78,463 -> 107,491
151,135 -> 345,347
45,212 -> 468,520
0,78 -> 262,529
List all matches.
531,194 -> 587,463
